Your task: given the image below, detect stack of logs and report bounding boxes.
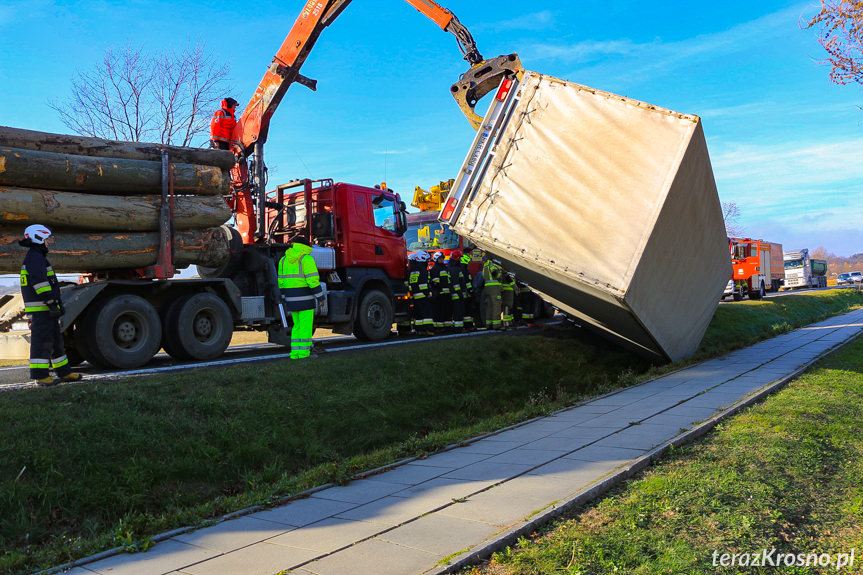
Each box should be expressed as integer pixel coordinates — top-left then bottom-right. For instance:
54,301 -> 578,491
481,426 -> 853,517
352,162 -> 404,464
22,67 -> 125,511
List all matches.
0,126 -> 236,273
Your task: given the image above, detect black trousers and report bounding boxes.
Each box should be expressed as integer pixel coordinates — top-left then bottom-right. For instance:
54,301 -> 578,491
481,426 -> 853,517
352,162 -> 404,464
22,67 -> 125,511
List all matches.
29,312 -> 71,379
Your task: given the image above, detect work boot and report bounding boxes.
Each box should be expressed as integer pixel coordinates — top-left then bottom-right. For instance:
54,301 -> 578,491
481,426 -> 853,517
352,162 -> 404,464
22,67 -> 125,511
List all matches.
35,377 -> 57,387
60,373 -> 82,383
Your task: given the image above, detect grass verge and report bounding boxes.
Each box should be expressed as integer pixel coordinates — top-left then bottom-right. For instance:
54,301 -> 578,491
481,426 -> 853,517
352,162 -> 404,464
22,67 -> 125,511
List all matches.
465,336 -> 863,575
0,290 -> 860,574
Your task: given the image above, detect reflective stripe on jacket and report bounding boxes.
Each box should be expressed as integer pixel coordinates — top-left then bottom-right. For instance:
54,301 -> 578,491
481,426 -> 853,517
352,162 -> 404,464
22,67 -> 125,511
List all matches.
483,260 -> 503,287
278,244 -> 323,311
408,261 -> 431,299
20,248 -> 60,313
210,107 -> 236,144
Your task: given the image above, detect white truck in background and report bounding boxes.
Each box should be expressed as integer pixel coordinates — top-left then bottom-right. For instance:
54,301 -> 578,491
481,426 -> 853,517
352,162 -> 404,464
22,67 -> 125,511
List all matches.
783,249 -> 828,289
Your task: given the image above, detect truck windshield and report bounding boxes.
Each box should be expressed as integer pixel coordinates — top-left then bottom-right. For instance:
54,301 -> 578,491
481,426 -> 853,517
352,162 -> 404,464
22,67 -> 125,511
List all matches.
405,222 -> 460,251
784,259 -> 804,269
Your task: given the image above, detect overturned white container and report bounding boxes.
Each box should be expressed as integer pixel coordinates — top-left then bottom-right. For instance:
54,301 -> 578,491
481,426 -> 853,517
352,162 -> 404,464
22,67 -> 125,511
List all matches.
443,71 -> 731,362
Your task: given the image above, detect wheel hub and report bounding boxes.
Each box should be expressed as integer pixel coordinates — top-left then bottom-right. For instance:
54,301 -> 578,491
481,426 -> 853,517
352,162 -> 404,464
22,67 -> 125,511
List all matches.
114,318 -> 139,345
194,313 -> 213,339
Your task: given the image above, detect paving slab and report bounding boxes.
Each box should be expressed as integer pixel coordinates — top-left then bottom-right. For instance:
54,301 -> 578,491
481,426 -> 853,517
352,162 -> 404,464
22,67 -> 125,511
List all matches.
292,538 -> 438,575
310,478 -> 406,505
56,310 -> 863,575
84,540 -> 221,575
266,517 -> 383,553
442,460 -> 535,482
438,490 -> 555,528
253,496 -> 356,528
178,542 -> 318,575
377,513 -> 500,556
334,493 -> 450,526
173,516 -> 293,552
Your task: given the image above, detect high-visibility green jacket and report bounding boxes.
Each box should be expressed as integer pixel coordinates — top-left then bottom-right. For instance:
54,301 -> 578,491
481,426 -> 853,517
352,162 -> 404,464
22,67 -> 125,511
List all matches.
278,243 -> 323,311
483,260 -> 503,287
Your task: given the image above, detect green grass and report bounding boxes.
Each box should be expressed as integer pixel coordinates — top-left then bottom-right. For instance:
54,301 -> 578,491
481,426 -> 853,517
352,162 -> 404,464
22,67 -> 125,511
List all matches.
0,289 -> 860,574
465,334 -> 863,575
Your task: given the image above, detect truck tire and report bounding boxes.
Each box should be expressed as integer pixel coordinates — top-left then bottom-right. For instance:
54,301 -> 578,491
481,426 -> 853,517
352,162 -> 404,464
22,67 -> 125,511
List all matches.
749,281 -> 765,300
353,289 -> 393,341
80,294 -> 162,369
162,293 -> 233,361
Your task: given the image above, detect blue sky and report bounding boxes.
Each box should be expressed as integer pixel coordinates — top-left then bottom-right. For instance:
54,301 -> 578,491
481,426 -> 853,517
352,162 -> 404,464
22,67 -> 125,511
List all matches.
1,0 -> 861,257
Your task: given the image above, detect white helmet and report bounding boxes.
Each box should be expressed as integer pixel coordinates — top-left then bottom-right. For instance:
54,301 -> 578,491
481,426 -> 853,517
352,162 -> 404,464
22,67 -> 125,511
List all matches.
432,251 -> 445,262
24,224 -> 52,245
415,250 -> 430,262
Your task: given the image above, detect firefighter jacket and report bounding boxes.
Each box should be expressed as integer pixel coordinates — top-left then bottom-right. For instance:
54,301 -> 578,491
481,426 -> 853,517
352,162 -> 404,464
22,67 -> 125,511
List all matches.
482,259 -> 503,287
429,260 -> 451,297
447,260 -> 466,300
20,243 -> 61,313
210,106 -> 236,146
459,262 -> 474,298
408,260 -> 431,299
277,243 -> 323,312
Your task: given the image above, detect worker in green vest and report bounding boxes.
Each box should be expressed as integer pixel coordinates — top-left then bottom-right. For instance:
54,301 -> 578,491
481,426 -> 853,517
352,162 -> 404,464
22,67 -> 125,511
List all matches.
277,236 -> 324,359
482,257 -> 503,330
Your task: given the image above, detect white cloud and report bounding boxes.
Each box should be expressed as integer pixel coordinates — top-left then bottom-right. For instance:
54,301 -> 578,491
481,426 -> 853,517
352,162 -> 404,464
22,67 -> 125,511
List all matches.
713,137 -> 863,255
475,11 -> 556,33
522,4 -> 807,78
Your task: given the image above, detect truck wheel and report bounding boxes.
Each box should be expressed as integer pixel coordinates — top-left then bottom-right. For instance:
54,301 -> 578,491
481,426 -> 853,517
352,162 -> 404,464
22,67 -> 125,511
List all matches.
749,281 -> 765,300
162,293 -> 233,361
353,289 -> 393,341
81,295 -> 162,369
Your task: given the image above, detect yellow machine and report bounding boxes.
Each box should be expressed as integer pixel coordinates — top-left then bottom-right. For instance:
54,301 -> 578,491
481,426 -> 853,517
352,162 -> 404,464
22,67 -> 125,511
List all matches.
412,179 -> 454,212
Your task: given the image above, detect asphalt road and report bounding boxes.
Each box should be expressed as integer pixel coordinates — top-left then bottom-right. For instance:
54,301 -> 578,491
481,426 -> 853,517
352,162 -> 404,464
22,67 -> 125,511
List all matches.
0,328 -> 504,391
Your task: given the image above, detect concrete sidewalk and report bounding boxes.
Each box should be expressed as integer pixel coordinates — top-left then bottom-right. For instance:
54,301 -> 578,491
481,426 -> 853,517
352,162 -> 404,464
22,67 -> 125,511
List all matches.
61,308 -> 863,575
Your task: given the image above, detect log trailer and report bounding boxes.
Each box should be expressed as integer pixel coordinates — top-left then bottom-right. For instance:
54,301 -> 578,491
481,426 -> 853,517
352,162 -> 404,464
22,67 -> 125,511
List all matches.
0,0 -> 522,369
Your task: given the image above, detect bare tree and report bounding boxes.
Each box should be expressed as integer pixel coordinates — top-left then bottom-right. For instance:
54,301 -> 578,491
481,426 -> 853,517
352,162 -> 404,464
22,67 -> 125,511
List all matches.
804,1 -> 863,88
50,43 -> 232,146
722,201 -> 744,238
811,246 -> 831,259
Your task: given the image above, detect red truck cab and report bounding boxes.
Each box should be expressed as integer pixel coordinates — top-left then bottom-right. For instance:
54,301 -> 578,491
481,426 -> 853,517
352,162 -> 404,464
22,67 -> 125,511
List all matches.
264,179 -> 411,340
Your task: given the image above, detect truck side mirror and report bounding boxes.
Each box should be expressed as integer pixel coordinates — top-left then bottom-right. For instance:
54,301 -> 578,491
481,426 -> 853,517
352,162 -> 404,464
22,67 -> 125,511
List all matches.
395,201 -> 408,236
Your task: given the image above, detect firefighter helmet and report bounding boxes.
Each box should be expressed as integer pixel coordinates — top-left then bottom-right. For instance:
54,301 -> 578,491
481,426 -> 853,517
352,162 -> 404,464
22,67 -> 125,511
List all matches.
415,250 -> 430,262
450,250 -> 463,260
24,225 -> 52,245
432,251 -> 445,262
460,254 -> 471,265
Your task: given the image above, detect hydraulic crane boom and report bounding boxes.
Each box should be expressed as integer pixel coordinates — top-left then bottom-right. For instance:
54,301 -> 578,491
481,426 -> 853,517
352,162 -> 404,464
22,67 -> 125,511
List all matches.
228,0 -> 522,244
233,0 -> 520,154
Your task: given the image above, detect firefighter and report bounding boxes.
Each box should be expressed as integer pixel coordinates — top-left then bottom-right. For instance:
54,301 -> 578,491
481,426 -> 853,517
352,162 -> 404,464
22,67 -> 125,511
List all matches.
501,269 -> 516,329
408,251 -> 434,335
209,97 -> 239,150
428,251 -> 451,332
482,256 -> 503,330
459,252 -> 475,330
277,236 -> 324,359
518,281 -> 535,323
448,250 -> 466,332
19,225 -> 82,386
